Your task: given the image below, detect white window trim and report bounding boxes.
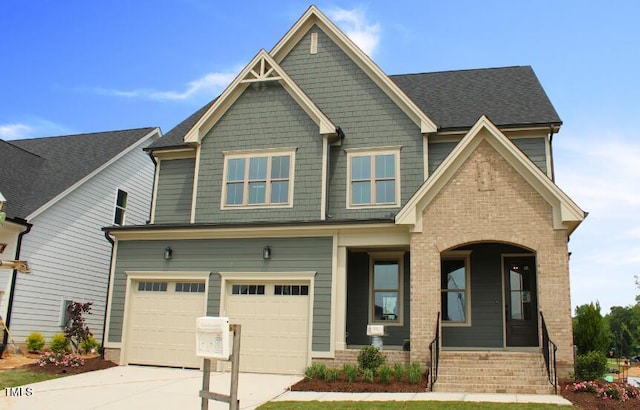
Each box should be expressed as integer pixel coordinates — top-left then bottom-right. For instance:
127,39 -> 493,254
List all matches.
113,189 -> 128,226
220,147 -> 296,209
441,250 -> 472,327
368,251 -> 405,326
346,146 -> 401,209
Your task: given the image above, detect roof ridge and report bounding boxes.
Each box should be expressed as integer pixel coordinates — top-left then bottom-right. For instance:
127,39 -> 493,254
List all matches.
15,126 -> 158,141
1,138 -> 45,159
390,65 -> 530,77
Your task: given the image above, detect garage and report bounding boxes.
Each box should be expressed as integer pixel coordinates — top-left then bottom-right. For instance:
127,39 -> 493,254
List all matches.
225,281 -> 311,374
125,280 -> 206,368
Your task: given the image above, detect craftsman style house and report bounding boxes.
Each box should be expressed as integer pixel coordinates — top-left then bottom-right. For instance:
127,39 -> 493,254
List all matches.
103,6 -> 584,393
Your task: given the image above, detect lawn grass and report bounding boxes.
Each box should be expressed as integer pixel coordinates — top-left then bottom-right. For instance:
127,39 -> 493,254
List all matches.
259,402 -> 568,409
0,370 -> 64,388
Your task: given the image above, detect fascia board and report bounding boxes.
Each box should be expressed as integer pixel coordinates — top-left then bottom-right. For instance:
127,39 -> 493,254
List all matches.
270,6 -> 437,134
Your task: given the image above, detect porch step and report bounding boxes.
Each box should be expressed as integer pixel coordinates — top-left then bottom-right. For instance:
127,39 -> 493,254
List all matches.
431,351 -> 554,394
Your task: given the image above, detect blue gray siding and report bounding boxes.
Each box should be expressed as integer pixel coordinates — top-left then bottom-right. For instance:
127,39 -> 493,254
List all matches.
109,236 -> 333,351
154,158 -> 195,223
428,141 -> 458,175
194,82 -> 323,223
281,26 -> 424,219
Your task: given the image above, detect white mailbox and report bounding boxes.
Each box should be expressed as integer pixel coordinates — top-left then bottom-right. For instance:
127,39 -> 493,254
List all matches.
196,316 -> 230,359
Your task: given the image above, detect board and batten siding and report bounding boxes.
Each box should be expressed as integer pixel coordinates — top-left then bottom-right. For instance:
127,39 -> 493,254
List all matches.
280,26 -> 424,220
153,158 -> 195,224
108,236 -> 333,352
9,139 -> 155,342
194,82 -> 323,223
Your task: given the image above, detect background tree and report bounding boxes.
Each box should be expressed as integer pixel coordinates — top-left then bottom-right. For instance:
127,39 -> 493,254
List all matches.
605,304 -> 640,357
573,302 -> 609,355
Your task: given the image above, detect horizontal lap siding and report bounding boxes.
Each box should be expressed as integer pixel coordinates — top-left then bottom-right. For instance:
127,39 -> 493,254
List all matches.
109,236 -> 333,351
280,26 -> 424,219
511,137 -> 547,173
154,158 -> 195,223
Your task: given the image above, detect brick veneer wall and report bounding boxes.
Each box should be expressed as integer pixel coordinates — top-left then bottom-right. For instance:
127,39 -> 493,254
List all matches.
410,138 -> 574,378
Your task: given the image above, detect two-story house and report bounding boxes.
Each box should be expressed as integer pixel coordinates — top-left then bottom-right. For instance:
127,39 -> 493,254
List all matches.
0,128 -> 159,347
103,6 -> 584,394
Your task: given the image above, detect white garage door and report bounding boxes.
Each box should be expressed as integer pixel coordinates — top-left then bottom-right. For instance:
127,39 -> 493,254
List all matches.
225,282 -> 310,374
126,280 -> 206,368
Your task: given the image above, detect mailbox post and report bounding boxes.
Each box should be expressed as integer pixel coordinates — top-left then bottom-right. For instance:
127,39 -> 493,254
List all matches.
196,317 -> 241,410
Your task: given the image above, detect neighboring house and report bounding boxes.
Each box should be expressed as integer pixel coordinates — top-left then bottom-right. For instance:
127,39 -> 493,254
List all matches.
0,128 -> 160,347
103,6 -> 584,393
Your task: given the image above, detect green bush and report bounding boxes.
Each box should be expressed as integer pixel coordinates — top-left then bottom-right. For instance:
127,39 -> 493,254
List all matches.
407,362 -> 422,384
362,368 -> 374,383
49,333 -> 70,353
575,351 -> 607,381
80,335 -> 100,354
393,362 -> 405,382
303,363 -> 327,380
357,346 -> 385,373
378,364 -> 392,384
343,363 -> 358,383
326,368 -> 340,382
25,332 -> 46,352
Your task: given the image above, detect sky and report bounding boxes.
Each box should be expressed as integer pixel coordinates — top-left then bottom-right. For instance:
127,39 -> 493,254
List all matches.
1,1 -> 638,315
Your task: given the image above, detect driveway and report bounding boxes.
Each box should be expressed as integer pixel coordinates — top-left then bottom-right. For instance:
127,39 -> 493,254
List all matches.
1,365 -> 302,410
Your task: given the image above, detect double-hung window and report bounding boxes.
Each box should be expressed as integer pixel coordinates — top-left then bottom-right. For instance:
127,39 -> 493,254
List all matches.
222,148 -> 295,208
113,189 -> 128,225
347,147 -> 400,208
441,251 -> 471,326
369,252 -> 404,325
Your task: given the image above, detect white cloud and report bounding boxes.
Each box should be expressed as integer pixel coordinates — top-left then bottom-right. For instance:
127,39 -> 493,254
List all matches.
327,7 -> 381,56
0,119 -> 71,140
92,70 -> 239,101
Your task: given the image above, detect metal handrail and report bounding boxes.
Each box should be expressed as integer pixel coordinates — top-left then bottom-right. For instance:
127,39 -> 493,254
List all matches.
428,312 -> 441,391
540,311 -> 558,394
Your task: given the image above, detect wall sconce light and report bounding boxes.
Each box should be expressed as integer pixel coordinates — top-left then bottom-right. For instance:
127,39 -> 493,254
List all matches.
262,245 -> 272,260
164,247 -> 173,261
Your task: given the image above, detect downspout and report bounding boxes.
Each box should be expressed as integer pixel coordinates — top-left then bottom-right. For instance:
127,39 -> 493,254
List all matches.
3,220 -> 32,346
325,127 -> 345,220
146,151 -> 158,224
100,230 -> 115,359
548,126 -> 556,182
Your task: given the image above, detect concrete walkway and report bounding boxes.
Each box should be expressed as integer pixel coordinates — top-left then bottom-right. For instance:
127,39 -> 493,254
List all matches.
274,391 -> 573,406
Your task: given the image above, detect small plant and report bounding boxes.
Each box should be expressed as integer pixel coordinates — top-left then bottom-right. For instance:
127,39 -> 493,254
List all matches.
25,332 -> 46,352
304,363 -> 327,380
80,335 -> 100,354
407,362 -> 422,384
393,362 -> 405,382
378,364 -> 392,384
363,368 -> 374,383
575,350 -> 607,381
50,333 -> 70,353
357,346 -> 385,373
326,367 -> 340,382
343,363 -> 358,383
64,301 -> 93,354
38,351 -> 84,368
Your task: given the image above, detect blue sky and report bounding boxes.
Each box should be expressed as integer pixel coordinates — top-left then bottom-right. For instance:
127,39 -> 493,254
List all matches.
1,1 -> 638,314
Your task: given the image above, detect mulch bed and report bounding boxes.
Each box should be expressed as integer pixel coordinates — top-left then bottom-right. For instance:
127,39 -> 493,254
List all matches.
18,356 -> 118,375
559,381 -> 640,410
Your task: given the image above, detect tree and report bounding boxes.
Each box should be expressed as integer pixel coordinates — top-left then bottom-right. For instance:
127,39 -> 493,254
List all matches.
606,305 -> 640,357
64,301 -> 93,354
573,302 -> 609,355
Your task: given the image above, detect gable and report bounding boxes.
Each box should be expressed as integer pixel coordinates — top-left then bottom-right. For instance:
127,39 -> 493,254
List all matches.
396,116 -> 585,234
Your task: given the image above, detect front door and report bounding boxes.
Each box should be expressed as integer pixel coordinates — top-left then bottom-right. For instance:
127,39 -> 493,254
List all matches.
504,256 -> 538,347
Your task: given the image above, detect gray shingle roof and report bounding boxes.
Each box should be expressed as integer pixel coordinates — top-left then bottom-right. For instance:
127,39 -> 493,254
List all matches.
148,65 -> 561,150
1,127 -> 158,219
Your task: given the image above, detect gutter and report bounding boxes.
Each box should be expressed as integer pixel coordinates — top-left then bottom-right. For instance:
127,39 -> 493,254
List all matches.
100,231 -> 115,359
3,219 -> 32,346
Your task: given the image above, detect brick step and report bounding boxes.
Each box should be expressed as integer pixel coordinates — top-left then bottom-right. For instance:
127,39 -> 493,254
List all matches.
432,382 -> 554,395
437,365 -> 547,374
436,375 -> 550,386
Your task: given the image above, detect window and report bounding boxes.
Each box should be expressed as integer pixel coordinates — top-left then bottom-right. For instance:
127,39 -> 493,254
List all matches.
175,282 -> 205,293
114,189 -> 128,225
441,252 -> 471,325
138,281 -> 168,292
222,149 -> 295,208
59,299 -> 73,327
274,284 -> 309,296
231,284 -> 265,295
347,147 -> 400,208
369,253 -> 404,324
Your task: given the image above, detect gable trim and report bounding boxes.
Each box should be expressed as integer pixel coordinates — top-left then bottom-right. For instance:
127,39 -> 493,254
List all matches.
270,5 -> 437,134
183,50 -> 336,144
27,128 -> 160,220
395,116 -> 584,233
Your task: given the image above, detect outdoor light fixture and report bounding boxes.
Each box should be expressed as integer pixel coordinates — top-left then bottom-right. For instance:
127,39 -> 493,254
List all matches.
164,247 -> 173,260
262,246 -> 272,260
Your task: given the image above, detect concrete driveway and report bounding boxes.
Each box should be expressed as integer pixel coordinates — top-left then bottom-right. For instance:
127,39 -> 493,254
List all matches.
1,365 -> 302,410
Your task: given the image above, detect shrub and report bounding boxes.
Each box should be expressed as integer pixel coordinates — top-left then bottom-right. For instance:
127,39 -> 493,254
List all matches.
38,351 -> 84,368
575,350 -> 607,381
393,362 -> 405,382
378,364 -> 392,384
407,362 -> 422,384
80,335 -> 100,354
357,346 -> 385,373
363,368 -> 374,383
304,363 -> 327,380
49,333 -> 70,353
25,332 -> 46,352
326,368 -> 340,382
64,301 -> 93,354
343,363 -> 358,383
